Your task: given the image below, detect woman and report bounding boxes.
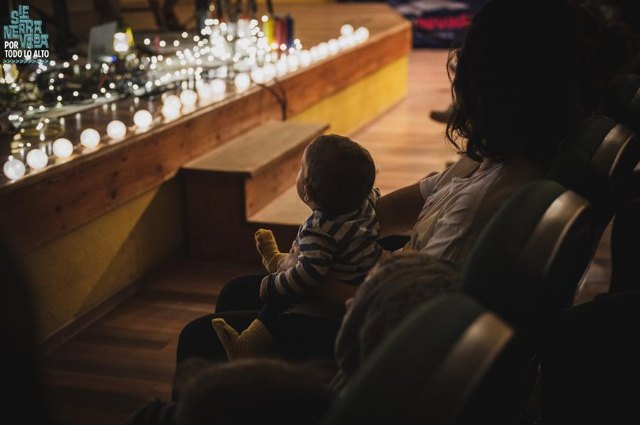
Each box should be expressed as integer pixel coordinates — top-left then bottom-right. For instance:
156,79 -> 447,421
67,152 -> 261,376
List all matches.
173,0 -> 630,395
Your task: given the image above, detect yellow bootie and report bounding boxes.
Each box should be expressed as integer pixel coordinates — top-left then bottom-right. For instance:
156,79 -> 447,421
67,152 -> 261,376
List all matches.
255,229 -> 287,272
211,318 -> 274,360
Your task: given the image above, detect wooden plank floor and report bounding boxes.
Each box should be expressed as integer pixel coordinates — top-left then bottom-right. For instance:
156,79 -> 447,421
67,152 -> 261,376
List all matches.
41,49 -> 611,425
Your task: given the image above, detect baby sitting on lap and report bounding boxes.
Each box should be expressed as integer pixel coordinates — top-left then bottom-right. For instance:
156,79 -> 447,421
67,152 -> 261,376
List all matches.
212,134 -> 382,359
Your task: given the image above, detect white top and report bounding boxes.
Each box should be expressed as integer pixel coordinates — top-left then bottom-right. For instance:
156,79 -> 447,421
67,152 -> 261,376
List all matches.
409,162 -> 505,264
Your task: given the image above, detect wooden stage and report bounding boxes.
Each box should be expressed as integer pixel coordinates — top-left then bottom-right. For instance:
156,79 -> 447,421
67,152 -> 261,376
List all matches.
0,4 -> 413,346
0,4 -> 411,254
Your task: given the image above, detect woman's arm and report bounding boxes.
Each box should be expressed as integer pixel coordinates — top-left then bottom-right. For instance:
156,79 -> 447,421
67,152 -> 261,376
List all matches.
376,182 -> 425,238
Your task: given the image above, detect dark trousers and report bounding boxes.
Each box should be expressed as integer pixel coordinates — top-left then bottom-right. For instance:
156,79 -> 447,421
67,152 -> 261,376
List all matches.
175,274 -> 343,365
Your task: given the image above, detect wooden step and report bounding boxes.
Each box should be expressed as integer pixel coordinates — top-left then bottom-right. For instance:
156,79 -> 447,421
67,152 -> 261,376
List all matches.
184,120 -> 328,217
248,185 -> 311,227
181,120 -> 328,261
183,121 -> 328,177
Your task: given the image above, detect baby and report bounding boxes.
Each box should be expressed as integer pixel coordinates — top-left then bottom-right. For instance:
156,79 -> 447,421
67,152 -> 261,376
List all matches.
212,134 -> 382,359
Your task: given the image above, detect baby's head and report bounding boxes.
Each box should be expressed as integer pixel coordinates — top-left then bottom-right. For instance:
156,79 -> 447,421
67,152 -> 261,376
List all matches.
297,134 -> 375,216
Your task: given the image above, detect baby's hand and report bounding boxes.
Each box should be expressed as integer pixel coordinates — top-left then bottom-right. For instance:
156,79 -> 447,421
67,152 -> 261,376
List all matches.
255,229 -> 286,273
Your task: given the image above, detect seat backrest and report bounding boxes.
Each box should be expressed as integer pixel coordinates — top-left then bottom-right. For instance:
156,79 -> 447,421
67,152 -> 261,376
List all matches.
548,116 -> 640,222
323,293 -> 524,425
602,74 -> 640,133
460,180 -> 592,332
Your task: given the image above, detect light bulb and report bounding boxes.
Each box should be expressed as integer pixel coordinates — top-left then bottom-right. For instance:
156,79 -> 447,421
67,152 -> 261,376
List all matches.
355,27 -> 369,43
341,24 -> 354,36
3,158 -> 25,180
210,79 -> 226,96
299,50 -> 312,67
164,94 -> 182,110
234,73 -> 251,92
262,63 -> 276,82
106,120 -> 127,140
276,60 -> 288,77
287,55 -> 299,72
162,104 -> 181,120
80,128 -> 101,148
53,138 -> 74,158
196,81 -> 213,102
180,89 -> 198,107
250,67 -> 265,84
310,47 -> 320,62
318,43 -> 329,59
113,32 -> 129,53
133,110 -> 153,130
328,39 -> 340,55
26,148 -> 48,170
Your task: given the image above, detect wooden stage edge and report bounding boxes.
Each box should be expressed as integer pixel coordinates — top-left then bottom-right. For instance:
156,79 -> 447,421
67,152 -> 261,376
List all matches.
0,5 -> 411,254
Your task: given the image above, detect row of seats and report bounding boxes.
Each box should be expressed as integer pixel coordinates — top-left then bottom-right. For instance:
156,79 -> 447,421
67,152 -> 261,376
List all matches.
321,71 -> 640,424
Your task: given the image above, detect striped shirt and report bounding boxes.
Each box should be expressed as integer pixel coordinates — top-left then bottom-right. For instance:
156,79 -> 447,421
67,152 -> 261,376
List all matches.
265,188 -> 382,298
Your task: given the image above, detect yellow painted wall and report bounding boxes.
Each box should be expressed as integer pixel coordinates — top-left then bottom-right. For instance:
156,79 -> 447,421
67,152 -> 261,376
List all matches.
291,57 -> 409,136
25,179 -> 184,341
30,55 -> 407,343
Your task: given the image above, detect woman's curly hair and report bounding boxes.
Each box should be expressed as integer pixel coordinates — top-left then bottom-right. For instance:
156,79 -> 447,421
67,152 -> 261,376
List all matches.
445,0 -> 636,165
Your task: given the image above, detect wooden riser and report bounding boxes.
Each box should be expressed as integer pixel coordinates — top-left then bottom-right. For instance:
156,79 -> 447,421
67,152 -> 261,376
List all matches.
244,144 -> 306,218
182,171 -> 299,262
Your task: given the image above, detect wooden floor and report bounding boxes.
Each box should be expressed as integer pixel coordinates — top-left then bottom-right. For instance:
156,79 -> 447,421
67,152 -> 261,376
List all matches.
41,50 -> 611,425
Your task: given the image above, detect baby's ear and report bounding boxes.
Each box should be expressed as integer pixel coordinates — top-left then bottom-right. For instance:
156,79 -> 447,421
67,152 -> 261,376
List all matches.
303,182 -> 313,203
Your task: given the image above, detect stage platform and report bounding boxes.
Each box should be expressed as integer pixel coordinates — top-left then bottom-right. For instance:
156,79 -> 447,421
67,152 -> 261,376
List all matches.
0,4 -> 411,343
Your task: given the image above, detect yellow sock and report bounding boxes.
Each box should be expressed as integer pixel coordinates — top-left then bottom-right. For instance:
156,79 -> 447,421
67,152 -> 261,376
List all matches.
211,318 -> 274,360
255,229 -> 287,272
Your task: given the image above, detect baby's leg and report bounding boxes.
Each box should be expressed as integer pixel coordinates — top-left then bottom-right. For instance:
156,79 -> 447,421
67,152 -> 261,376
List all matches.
212,298 -> 291,360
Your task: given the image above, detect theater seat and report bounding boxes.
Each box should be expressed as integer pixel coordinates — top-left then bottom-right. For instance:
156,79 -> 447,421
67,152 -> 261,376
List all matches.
323,294 -> 525,425
548,115 -> 639,231
460,180 -> 592,332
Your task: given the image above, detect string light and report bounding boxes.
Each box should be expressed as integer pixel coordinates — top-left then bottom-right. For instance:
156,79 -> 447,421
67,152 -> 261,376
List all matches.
107,121 -> 127,140
53,138 -> 74,158
26,149 -> 48,170
80,128 -> 101,148
133,110 -> 153,129
3,158 -> 26,180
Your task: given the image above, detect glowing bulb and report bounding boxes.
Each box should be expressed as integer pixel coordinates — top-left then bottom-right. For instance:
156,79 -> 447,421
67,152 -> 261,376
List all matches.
3,158 -> 25,180
299,50 -> 312,67
210,79 -> 226,96
80,128 -> 101,148
180,89 -> 198,107
355,27 -> 369,43
262,63 -> 276,82
196,81 -> 213,102
113,32 -> 129,53
287,55 -> 299,72
234,73 -> 251,92
161,104 -> 181,120
26,149 -> 48,170
106,120 -> 127,141
328,39 -> 340,55
133,110 -> 153,129
276,60 -> 288,77
164,94 -> 182,110
53,138 -> 74,158
340,24 -> 354,36
250,67 -> 265,84
318,43 -> 329,59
